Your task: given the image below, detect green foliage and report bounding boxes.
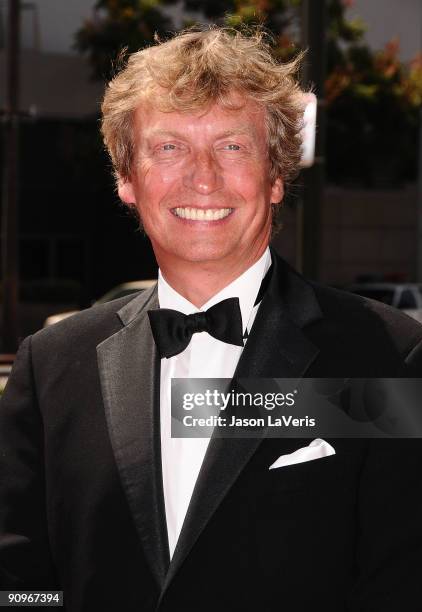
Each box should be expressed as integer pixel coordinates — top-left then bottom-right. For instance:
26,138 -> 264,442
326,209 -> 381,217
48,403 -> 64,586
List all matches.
75,0 -> 178,80
75,0 -> 302,81
323,0 -> 422,185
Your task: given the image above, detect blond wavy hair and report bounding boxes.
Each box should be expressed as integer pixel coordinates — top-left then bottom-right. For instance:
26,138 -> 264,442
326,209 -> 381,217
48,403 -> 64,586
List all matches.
101,26 -> 305,187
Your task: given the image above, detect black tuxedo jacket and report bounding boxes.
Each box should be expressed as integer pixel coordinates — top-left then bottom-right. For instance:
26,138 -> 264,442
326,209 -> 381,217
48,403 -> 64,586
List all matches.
1,250 -> 422,611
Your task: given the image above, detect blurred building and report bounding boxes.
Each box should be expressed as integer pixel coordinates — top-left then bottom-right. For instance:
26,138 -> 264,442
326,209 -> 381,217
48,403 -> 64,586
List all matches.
0,2 -> 157,338
0,0 -> 421,337
0,49 -> 102,117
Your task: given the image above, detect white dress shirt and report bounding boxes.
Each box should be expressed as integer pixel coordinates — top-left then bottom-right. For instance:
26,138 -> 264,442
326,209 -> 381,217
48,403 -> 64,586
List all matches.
158,247 -> 271,558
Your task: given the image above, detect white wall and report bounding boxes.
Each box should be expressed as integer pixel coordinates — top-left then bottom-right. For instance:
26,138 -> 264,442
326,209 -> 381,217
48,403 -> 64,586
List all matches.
350,0 -> 422,61
20,0 -> 96,54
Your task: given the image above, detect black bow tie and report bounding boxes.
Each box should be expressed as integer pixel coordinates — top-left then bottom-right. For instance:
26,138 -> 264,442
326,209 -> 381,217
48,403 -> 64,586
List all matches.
148,297 -> 244,359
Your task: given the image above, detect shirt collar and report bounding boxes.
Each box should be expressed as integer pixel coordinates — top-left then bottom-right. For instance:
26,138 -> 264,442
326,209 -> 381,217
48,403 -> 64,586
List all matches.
158,247 -> 271,335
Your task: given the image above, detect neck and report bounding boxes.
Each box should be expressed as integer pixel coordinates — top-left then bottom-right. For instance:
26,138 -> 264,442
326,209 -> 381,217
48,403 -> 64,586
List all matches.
158,246 -> 269,308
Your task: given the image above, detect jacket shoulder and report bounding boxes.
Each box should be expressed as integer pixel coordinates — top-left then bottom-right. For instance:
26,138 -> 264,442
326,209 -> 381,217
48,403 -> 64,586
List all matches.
310,281 -> 422,358
29,292 -> 142,358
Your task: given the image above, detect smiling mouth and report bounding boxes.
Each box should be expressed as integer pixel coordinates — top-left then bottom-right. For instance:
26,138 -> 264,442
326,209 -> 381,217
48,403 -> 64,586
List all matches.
172,207 -> 233,221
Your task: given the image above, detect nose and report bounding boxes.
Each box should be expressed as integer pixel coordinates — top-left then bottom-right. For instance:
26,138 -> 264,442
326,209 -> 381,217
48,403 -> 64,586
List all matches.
183,150 -> 223,195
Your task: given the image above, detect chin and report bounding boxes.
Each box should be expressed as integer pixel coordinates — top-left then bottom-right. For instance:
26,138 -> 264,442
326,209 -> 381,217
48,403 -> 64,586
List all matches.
171,242 -> 235,265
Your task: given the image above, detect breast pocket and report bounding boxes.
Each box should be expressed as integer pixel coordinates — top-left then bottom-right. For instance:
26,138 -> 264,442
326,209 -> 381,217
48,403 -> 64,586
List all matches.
258,454 -> 353,512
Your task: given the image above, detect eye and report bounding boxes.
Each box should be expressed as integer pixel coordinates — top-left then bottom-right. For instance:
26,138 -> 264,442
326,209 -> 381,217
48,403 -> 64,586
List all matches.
223,144 -> 241,151
153,142 -> 183,158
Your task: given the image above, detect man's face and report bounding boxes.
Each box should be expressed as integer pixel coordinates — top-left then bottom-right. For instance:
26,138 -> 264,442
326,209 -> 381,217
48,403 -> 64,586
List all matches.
118,95 -> 283,273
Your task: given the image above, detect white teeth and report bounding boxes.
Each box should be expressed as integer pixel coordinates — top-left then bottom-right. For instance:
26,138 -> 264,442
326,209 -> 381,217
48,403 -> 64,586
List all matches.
173,207 -> 232,221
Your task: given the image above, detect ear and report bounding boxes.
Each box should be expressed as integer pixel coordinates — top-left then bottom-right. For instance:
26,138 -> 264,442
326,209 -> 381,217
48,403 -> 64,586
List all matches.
270,177 -> 284,204
117,176 -> 136,205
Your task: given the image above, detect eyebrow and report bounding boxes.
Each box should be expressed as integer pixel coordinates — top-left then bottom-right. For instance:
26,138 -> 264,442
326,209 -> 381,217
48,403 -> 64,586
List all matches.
143,126 -> 255,140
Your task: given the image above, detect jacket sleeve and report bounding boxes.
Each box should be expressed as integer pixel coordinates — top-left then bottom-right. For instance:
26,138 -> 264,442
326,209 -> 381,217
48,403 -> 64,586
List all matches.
0,336 -> 57,588
347,337 -> 422,610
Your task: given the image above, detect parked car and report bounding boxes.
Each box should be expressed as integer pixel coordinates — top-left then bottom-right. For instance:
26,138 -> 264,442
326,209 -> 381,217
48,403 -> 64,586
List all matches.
347,283 -> 422,323
44,280 -> 156,327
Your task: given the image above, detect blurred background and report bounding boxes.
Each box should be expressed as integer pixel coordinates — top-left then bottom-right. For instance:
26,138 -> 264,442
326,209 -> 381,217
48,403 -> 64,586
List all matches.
1,0 -> 422,365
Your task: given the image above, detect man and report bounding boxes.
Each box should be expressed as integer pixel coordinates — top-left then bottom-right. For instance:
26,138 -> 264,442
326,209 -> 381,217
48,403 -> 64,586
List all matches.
1,27 -> 422,611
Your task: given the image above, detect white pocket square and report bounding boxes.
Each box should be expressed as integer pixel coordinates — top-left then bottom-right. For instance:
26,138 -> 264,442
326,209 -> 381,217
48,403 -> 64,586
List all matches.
269,438 -> 336,470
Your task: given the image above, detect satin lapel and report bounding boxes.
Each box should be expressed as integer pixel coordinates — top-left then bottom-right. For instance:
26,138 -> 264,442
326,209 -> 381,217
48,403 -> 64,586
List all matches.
161,251 -> 323,595
96,286 -> 170,588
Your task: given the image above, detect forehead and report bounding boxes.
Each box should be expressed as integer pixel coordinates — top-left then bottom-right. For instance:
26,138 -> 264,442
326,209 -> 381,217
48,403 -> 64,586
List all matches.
132,95 -> 267,142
